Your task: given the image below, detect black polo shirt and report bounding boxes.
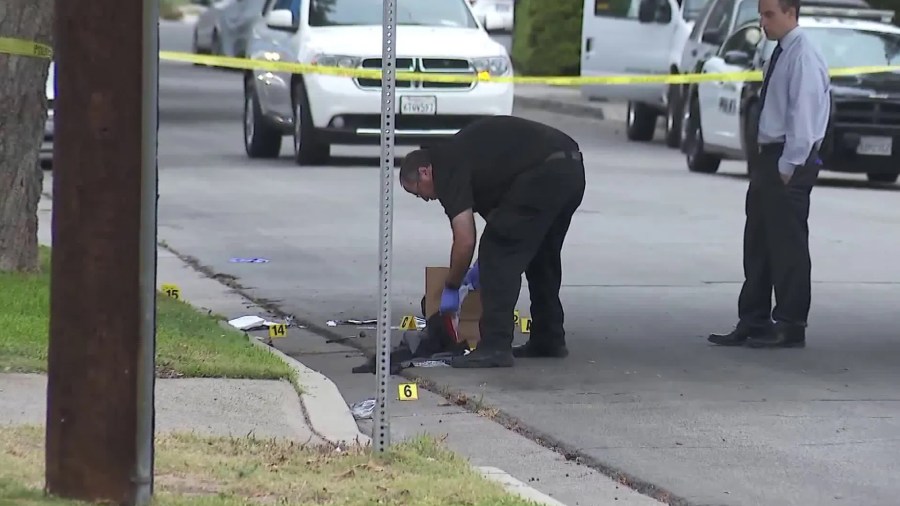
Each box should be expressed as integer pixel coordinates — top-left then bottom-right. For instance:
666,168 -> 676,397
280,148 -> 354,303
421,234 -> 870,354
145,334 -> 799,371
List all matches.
430,115 -> 578,221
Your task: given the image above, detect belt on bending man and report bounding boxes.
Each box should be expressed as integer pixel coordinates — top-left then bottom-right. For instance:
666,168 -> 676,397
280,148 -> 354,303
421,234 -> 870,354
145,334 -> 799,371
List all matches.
544,150 -> 583,162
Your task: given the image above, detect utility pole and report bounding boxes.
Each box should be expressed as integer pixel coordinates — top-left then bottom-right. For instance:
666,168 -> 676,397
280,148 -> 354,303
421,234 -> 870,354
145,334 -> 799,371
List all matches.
45,0 -> 158,501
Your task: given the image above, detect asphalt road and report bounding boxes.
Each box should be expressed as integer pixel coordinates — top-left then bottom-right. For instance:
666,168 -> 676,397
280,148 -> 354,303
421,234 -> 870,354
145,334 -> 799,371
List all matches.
153,20 -> 900,506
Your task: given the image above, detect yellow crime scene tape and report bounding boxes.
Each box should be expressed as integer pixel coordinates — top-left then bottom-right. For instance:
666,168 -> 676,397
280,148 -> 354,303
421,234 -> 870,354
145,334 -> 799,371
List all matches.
3,35 -> 900,86
0,36 -> 53,59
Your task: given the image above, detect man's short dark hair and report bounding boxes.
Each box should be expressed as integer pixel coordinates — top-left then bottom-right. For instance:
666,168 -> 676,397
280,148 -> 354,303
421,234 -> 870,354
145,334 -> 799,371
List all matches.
399,148 -> 431,184
779,0 -> 800,15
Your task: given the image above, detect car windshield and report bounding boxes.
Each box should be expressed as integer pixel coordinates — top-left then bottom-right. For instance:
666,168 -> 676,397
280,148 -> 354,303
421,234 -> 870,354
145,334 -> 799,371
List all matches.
734,0 -> 759,27
308,0 -> 479,28
682,0 -> 713,21
806,26 -> 900,68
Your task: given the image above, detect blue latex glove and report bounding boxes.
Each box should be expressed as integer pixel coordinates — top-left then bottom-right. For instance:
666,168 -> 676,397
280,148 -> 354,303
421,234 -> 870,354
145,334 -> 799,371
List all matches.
440,286 -> 460,313
463,261 -> 480,290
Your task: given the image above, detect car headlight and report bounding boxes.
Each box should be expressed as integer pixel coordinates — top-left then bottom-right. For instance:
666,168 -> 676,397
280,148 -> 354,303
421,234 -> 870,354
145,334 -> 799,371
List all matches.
472,56 -> 510,76
311,54 -> 361,68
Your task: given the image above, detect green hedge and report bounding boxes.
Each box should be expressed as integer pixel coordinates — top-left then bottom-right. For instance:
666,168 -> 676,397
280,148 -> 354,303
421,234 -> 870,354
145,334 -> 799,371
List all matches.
511,0 -> 583,77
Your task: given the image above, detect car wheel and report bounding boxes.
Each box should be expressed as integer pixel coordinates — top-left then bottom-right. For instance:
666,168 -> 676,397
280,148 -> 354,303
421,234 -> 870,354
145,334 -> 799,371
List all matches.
867,172 -> 899,183
292,83 -> 330,165
664,85 -> 682,148
243,82 -> 282,159
191,29 -> 207,66
684,94 -> 721,173
211,31 -> 222,56
626,101 -> 657,142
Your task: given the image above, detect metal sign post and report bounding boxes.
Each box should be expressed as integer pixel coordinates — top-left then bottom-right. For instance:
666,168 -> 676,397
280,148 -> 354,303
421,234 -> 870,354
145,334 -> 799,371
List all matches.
373,0 -> 397,453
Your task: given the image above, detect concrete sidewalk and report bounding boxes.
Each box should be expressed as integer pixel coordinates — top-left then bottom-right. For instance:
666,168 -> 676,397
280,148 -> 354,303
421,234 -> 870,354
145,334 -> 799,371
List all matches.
0,373 -> 321,444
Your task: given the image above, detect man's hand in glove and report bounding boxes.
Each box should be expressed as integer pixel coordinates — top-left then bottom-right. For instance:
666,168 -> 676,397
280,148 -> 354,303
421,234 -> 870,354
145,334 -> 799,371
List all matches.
440,286 -> 460,313
462,260 -> 480,290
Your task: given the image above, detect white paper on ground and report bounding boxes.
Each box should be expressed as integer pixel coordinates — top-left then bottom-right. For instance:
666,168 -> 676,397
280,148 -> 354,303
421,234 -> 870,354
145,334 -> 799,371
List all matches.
227,315 -> 278,331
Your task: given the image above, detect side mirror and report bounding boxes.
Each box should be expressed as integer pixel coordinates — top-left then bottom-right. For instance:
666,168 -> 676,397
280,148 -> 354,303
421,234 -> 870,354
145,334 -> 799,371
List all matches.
266,9 -> 296,31
638,0 -> 671,23
723,50 -> 751,66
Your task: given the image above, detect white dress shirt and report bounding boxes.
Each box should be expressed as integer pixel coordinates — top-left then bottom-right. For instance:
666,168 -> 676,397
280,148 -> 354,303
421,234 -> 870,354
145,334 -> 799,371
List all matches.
757,26 -> 831,177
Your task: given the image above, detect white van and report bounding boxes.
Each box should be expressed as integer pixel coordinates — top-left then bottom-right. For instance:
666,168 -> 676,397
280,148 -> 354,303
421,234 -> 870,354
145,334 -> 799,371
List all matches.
579,0 -> 712,142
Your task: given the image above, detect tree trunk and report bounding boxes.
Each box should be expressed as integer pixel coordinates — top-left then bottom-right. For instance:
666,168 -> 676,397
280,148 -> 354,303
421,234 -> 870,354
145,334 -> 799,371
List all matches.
0,0 -> 53,273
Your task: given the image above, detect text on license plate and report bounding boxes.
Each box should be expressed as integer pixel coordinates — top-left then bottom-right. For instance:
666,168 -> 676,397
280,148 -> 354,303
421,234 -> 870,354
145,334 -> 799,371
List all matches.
495,3 -> 511,11
400,96 -> 437,115
856,136 -> 892,156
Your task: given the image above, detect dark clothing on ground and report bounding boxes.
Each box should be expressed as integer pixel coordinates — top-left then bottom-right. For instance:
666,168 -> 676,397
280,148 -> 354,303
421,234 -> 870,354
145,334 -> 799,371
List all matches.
738,142 -> 818,332
429,115 -> 586,354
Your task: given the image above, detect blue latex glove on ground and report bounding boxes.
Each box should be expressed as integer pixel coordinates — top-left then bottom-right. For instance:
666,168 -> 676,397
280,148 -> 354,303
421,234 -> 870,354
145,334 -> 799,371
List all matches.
463,261 -> 480,290
440,286 -> 460,313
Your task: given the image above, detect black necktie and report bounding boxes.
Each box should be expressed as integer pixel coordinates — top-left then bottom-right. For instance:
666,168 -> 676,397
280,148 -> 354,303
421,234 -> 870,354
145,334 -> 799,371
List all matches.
758,43 -> 783,116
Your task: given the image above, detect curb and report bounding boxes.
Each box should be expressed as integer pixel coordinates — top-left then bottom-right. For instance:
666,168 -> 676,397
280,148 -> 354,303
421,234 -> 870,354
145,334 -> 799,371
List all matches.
478,467 -> 568,506
217,322 -> 372,448
514,95 -> 606,121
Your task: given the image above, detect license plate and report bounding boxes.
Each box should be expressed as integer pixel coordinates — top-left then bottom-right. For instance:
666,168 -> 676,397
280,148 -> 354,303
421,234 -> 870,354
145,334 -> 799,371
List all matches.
495,3 -> 511,11
857,136 -> 892,156
400,96 -> 436,115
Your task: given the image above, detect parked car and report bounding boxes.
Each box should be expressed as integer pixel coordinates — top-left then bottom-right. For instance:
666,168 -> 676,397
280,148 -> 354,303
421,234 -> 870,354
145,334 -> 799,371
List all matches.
192,0 -> 269,57
669,0 -> 874,148
578,0 -> 714,143
242,0 -> 515,165
41,61 -> 55,168
680,6 -> 900,183
469,0 -> 514,32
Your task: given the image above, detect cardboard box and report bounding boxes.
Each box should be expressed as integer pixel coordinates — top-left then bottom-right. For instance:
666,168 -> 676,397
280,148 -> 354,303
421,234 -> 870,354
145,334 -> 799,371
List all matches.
424,266 -> 481,347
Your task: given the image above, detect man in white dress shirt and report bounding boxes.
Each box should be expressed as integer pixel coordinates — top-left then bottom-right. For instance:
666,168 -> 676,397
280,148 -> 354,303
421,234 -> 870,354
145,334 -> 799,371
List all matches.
709,0 -> 831,348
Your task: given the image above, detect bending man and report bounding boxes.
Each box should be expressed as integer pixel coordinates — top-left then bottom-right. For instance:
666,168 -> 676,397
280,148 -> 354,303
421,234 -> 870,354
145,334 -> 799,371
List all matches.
399,115 -> 586,368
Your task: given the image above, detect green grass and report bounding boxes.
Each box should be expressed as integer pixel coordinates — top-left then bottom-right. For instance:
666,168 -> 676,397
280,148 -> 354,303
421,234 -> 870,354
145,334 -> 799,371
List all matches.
0,426 -> 540,506
0,246 -> 292,381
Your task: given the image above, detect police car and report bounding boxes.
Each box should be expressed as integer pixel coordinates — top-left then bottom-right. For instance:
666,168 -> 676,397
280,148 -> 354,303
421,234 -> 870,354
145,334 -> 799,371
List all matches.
680,6 -> 900,183
669,0 -> 870,149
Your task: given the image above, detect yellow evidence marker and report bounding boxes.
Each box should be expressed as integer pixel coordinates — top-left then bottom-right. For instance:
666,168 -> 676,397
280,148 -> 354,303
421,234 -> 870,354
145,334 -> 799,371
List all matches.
161,283 -> 181,300
269,323 -> 287,338
398,383 -> 418,401
400,315 -> 418,330
520,317 -> 532,334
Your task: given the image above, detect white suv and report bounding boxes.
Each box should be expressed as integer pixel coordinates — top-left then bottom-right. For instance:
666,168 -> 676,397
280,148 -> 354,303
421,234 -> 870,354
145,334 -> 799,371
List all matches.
242,0 -> 515,164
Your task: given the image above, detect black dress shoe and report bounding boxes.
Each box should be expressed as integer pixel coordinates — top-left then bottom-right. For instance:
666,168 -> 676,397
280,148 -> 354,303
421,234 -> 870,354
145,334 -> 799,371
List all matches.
450,348 -> 514,368
746,325 -> 805,348
708,325 -> 770,346
511,340 -> 569,358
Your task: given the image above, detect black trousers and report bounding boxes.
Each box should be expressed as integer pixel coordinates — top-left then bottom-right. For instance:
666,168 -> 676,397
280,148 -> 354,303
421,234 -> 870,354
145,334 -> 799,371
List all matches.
738,143 -> 818,330
476,152 -> 586,351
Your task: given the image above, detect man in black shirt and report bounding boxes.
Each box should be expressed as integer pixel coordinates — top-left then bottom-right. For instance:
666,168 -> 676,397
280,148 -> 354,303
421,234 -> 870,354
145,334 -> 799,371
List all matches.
399,115 -> 586,368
